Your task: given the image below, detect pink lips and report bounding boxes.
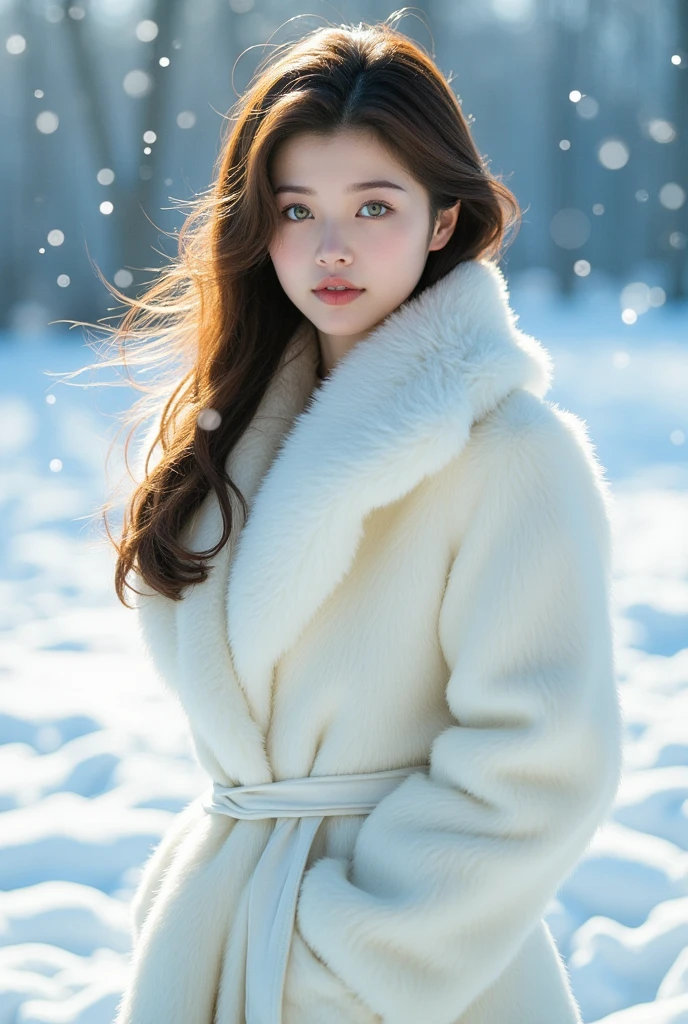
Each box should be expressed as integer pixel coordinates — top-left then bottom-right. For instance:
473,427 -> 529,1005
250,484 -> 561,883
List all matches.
313,276 -> 365,306
314,289 -> 364,305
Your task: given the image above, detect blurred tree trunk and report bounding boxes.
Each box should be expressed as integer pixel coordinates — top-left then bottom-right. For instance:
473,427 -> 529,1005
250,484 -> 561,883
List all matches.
15,5 -> 54,324
62,0 -> 184,297
669,0 -> 687,299
545,1 -> 581,296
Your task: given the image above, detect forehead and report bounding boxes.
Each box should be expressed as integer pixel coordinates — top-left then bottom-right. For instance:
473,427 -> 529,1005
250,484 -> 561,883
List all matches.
269,129 -> 414,189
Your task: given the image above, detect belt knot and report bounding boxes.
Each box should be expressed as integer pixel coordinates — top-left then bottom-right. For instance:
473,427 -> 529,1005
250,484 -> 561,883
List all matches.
202,764 -> 430,1023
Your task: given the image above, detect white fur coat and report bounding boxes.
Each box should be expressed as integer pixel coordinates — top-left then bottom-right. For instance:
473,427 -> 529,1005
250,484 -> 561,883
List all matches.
115,258 -> 624,1024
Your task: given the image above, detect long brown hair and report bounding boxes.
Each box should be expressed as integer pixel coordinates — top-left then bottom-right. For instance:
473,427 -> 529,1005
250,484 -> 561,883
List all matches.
70,14 -> 522,607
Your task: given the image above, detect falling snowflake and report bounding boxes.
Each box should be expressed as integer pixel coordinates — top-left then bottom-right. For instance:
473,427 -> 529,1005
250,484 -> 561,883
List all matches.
648,120 -> 676,144
114,270 -> 134,288
197,409 -> 222,431
123,70 -> 152,99
136,19 -> 159,42
598,139 -> 629,170
36,111 -> 59,134
177,111 -> 196,129
6,34 -> 27,55
659,183 -> 685,211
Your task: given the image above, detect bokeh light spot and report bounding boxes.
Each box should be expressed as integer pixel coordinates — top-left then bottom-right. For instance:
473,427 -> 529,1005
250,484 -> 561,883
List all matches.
176,110 -> 196,129
6,34 -> 27,55
114,269 -> 134,288
123,69 -> 152,98
598,139 -> 629,170
550,208 -> 591,249
197,408 -> 222,431
659,183 -> 685,210
36,111 -> 59,134
135,19 -> 159,42
576,96 -> 599,119
648,119 -> 676,144
620,282 -> 652,315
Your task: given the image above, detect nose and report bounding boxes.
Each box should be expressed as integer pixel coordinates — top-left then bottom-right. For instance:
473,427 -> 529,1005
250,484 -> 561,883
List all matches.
315,246 -> 352,266
316,226 -> 353,268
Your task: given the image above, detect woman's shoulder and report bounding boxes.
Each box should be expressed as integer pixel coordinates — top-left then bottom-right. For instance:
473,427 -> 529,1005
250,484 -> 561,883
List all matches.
472,387 -> 607,483
455,387 -> 614,539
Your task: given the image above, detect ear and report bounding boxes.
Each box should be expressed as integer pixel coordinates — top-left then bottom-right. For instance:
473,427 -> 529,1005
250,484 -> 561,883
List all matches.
428,200 -> 461,252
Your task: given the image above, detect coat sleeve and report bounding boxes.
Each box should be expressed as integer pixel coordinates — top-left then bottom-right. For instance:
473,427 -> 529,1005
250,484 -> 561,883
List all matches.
295,400 -> 624,1024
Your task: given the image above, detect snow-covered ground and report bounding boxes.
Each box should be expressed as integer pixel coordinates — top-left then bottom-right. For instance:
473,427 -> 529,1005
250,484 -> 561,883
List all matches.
1,282 -> 687,1024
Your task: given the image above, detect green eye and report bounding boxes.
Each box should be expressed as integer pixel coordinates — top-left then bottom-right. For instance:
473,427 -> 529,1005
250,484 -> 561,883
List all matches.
360,202 -> 389,218
285,205 -> 311,221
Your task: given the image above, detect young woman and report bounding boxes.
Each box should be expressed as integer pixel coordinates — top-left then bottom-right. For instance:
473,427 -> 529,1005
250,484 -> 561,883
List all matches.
104,17 -> 623,1024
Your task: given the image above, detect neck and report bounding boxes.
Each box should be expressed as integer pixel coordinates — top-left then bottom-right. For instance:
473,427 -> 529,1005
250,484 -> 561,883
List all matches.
316,322 -> 384,378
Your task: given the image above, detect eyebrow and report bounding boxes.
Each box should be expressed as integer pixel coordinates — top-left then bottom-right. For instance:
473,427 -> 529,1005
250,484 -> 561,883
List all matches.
272,179 -> 407,196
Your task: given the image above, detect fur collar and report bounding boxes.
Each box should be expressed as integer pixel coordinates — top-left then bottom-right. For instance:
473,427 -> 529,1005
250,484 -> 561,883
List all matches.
225,257 -> 553,730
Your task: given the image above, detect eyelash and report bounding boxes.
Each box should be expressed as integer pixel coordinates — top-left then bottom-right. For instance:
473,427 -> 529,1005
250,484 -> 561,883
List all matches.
280,200 -> 394,222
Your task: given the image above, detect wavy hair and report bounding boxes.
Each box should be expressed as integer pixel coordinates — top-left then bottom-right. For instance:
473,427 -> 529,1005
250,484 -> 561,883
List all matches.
68,13 -> 522,606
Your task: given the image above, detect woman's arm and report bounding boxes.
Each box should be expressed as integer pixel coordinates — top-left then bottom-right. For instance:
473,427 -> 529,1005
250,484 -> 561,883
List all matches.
295,395 -> 624,1024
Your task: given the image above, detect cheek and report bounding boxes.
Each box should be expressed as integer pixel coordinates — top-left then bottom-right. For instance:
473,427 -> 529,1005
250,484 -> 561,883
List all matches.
370,211 -> 427,248
366,216 -> 430,273
269,230 -> 309,283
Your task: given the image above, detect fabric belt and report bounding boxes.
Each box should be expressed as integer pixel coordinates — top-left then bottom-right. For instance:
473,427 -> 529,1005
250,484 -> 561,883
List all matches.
201,764 -> 430,1024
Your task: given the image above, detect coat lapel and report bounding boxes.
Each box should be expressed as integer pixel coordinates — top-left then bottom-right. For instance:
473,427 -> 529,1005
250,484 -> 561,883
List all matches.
226,257 -> 553,732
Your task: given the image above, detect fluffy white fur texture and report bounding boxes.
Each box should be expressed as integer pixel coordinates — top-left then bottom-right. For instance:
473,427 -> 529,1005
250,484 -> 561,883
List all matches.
117,258 -> 624,1024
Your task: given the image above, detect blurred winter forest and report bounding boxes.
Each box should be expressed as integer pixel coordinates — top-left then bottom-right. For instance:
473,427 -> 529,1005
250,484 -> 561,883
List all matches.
2,0 -> 687,335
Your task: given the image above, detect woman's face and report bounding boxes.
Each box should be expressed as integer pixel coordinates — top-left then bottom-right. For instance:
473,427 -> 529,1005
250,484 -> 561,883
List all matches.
267,128 -> 460,346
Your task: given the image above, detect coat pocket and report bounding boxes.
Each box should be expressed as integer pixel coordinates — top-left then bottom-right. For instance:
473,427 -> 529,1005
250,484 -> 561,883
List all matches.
282,924 -> 382,1024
